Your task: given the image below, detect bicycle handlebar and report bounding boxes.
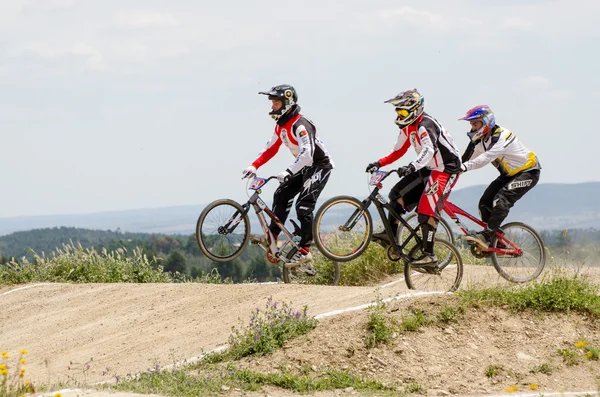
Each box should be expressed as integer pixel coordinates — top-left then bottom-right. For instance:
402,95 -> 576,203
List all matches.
243,174 -> 278,182
368,168 -> 403,183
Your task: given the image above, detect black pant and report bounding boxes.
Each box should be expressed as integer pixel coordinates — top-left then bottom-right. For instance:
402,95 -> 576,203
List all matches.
389,168 -> 432,212
479,169 -> 540,231
270,166 -> 332,248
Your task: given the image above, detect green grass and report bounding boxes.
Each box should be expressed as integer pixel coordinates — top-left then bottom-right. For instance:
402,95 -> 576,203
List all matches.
457,273 -> 600,318
365,297 -> 394,348
404,382 -> 425,394
437,304 -> 464,323
530,363 -> 553,375
485,364 -> 502,378
313,242 -> 403,286
105,363 -> 396,396
399,308 -> 435,332
226,297 -> 318,359
558,348 -> 581,366
201,297 -> 318,363
0,242 -> 235,284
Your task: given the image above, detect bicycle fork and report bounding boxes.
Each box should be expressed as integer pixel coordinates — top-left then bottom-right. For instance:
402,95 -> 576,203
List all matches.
341,199 -> 372,232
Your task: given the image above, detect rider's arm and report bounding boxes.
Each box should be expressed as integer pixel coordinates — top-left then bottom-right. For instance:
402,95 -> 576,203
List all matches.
461,141 -> 476,163
409,126 -> 436,170
287,124 -> 315,174
463,134 -> 506,171
251,130 -> 282,169
377,131 -> 410,166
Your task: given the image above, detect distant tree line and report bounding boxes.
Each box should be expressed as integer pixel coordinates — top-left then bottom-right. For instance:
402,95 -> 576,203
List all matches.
2,227 -> 598,282
0,227 -> 281,282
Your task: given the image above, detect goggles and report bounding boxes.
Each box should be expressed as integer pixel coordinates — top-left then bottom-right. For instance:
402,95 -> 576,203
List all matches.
395,108 -> 409,119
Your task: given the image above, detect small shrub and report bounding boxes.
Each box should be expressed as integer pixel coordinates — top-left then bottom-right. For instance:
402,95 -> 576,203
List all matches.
558,348 -> 580,366
437,304 -> 463,323
365,297 -> 393,348
485,364 -> 502,378
530,363 -> 553,375
226,296 -> 318,359
399,308 -> 434,332
405,382 -> 425,394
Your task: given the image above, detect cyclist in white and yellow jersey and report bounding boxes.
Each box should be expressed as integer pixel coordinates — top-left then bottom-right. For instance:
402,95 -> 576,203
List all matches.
459,105 -> 541,249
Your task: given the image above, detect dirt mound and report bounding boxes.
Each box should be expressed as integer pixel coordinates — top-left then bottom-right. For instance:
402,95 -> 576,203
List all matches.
2,266 -> 599,396
242,296 -> 600,395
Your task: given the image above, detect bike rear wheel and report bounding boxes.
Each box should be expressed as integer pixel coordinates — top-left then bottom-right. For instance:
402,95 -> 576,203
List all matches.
404,238 -> 463,293
313,195 -> 373,262
491,222 -> 546,283
196,199 -> 250,262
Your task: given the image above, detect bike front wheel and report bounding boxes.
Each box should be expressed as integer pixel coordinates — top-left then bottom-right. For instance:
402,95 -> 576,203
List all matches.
196,199 -> 250,262
491,222 -> 546,283
313,195 -> 373,262
404,238 -> 464,293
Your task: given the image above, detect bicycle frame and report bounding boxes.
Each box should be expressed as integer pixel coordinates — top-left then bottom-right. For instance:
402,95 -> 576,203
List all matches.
349,170 -> 423,261
442,201 -> 521,255
236,175 -> 302,266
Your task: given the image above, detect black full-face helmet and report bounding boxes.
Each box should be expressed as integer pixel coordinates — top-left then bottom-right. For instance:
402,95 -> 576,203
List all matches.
258,84 -> 298,121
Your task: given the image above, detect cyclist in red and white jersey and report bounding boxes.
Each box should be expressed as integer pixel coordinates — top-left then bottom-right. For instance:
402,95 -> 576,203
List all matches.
366,89 -> 462,267
242,85 -> 334,275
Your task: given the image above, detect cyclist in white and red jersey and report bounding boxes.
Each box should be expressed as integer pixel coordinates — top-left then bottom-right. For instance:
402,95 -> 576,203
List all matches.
242,84 -> 334,275
366,89 -> 462,267
459,105 -> 541,248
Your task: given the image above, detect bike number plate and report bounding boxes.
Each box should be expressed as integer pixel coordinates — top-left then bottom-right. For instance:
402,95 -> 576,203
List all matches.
249,177 -> 267,191
369,170 -> 386,186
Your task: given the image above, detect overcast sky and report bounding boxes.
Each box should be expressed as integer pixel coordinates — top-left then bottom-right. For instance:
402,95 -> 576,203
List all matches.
1,0 -> 598,218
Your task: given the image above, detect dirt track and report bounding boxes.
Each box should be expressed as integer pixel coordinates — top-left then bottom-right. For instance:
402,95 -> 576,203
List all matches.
1,265 -> 599,396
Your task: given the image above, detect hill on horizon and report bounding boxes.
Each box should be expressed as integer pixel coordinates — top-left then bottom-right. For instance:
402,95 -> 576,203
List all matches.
1,181 -> 598,236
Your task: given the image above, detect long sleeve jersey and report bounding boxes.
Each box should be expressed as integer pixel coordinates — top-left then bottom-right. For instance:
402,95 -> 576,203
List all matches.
462,125 -> 540,176
378,112 -> 462,174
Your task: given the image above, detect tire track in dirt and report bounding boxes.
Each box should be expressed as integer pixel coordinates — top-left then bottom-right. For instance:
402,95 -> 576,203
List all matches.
1,265 -> 598,388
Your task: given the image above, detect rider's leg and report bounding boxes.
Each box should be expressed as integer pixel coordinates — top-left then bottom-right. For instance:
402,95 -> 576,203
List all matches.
269,172 -> 303,239
487,169 -> 540,232
295,167 -> 332,251
381,170 -> 428,242
411,171 -> 456,265
467,170 -> 539,248
478,176 -> 508,225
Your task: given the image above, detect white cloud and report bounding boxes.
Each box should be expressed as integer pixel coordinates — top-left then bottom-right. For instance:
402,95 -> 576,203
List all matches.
6,42 -> 56,59
379,7 -> 443,25
517,76 -> 573,99
519,76 -> 551,90
23,0 -> 77,11
460,17 -> 484,26
116,12 -> 179,29
5,41 -> 105,70
71,43 -> 105,70
503,16 -> 533,30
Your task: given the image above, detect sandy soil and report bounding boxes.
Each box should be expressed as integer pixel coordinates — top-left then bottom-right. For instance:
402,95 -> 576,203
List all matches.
2,265 -> 599,397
